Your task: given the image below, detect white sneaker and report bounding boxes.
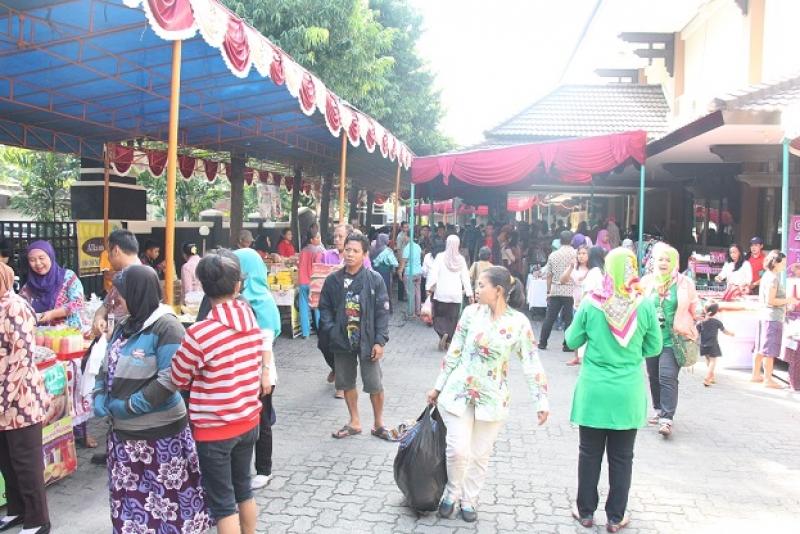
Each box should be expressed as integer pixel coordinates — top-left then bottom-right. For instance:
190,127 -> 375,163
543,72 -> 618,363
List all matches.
251,474 -> 273,489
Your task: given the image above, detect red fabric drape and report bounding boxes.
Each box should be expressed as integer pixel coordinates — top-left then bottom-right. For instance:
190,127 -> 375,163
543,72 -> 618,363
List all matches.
147,0 -> 194,32
365,121 -> 377,152
178,154 -> 195,179
348,112 -> 360,144
111,144 -> 133,174
325,92 -> 341,134
272,174 -> 282,188
244,167 -> 255,185
412,131 -> 647,186
147,149 -> 167,176
223,17 -> 251,75
270,48 -> 285,85
284,177 -> 293,191
299,73 -> 316,114
380,132 -> 389,158
204,160 -> 219,182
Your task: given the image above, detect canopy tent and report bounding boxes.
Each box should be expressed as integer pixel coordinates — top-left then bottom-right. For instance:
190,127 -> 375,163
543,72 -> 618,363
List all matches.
411,130 -> 647,202
0,0 -> 413,302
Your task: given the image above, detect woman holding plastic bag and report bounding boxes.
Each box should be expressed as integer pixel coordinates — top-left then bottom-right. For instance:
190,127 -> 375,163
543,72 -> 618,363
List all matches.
426,266 -> 549,523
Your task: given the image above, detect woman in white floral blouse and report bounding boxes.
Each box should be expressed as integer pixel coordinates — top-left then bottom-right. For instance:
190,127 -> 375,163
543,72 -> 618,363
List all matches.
427,265 -> 549,523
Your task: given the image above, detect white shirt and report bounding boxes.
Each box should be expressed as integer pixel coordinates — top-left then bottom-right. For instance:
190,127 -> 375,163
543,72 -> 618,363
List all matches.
717,261 -> 752,287
426,255 -> 472,303
422,253 -> 435,278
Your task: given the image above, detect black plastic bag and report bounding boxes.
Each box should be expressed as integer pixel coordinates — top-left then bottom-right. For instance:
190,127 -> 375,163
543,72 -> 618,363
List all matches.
393,404 -> 448,511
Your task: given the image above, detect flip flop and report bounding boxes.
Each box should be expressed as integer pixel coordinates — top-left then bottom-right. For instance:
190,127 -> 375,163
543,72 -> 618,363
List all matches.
331,425 -> 361,439
371,426 -> 393,441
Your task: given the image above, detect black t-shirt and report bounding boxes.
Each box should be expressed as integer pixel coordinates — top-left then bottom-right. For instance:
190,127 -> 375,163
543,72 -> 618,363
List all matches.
699,317 -> 725,348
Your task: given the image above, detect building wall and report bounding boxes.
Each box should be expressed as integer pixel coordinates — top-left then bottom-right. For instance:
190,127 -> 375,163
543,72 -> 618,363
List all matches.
762,0 -> 800,80
678,0 -> 750,123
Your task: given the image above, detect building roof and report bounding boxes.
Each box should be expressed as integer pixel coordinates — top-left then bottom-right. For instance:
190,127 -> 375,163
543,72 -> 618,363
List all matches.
711,72 -> 800,112
484,84 -> 670,143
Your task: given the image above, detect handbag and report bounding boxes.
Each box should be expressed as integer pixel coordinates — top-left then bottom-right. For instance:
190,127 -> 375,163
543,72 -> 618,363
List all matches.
671,330 -> 700,368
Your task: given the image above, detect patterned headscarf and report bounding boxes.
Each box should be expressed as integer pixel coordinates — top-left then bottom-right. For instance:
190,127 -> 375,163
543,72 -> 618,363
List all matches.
25,240 -> 66,313
589,248 -> 642,347
651,242 -> 679,296
443,234 -> 466,272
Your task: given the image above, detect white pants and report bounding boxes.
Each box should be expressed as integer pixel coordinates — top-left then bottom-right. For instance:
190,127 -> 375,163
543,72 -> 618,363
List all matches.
440,404 -> 505,506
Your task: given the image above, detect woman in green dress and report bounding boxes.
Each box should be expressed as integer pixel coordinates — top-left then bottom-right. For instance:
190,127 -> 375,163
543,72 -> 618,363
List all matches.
565,248 -> 662,532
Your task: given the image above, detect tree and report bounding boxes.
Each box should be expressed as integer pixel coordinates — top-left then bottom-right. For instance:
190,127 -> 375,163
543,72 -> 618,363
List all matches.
136,171 -> 230,221
222,0 -> 452,155
1,146 -> 77,221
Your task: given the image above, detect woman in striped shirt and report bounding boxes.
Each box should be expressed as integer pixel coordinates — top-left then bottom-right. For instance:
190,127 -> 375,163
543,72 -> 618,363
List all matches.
172,252 -> 269,534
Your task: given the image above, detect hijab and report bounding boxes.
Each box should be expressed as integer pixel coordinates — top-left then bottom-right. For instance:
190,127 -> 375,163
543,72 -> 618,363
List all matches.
651,242 -> 679,296
25,240 -> 67,313
596,230 -> 612,252
0,263 -> 14,296
443,234 -> 466,272
234,248 -> 281,337
370,233 -> 390,261
114,265 -> 162,338
589,248 -> 642,347
571,233 -> 587,249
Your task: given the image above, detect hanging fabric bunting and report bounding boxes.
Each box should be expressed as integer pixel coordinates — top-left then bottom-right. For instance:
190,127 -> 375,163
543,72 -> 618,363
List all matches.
146,149 -> 167,177
270,47 -> 285,85
364,121 -> 377,153
204,160 -> 219,182
190,0 -> 227,47
284,176 -> 293,191
258,171 -> 271,184
272,174 -> 282,188
324,92 -> 341,135
347,111 -> 360,146
178,154 -> 196,179
298,73 -> 316,116
111,144 -> 134,175
390,137 -> 397,161
302,182 -> 312,195
380,131 -> 390,158
243,167 -> 255,185
221,16 -> 251,77
131,0 -> 197,40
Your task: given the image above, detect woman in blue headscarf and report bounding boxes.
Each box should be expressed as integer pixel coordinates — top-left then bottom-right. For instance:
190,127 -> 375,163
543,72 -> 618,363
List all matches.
21,240 -> 84,329
233,248 -> 281,491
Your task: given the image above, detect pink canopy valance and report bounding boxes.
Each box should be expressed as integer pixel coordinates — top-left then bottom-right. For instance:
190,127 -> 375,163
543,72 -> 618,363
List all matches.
412,131 -> 647,187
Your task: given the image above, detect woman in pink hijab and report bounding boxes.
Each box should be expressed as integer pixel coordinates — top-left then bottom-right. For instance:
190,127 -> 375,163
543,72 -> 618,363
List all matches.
426,235 -> 473,350
596,230 -> 612,252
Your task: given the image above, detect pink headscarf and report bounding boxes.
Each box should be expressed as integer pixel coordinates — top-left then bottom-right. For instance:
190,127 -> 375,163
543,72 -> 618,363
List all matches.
443,234 -> 466,272
596,230 -> 612,252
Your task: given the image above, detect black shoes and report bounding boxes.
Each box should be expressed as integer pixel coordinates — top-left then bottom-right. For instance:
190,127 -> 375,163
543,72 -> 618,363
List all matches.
0,516 -> 23,532
90,452 -> 108,465
437,498 -> 455,519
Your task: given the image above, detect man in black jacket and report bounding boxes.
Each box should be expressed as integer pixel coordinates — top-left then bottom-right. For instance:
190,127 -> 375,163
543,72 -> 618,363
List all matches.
319,233 -> 391,440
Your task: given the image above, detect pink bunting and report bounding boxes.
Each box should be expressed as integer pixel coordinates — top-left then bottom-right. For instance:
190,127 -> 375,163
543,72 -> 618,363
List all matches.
325,92 -> 341,134
222,16 -> 251,76
145,0 -> 194,33
270,47 -> 285,85
299,73 -> 316,115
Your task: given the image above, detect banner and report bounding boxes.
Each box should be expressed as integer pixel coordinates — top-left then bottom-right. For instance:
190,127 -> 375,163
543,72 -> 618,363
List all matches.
788,215 -> 800,278
257,183 -> 282,220
76,220 -> 121,276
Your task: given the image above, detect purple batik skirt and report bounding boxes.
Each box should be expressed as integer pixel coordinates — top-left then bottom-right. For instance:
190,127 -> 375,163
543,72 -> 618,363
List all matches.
107,425 -> 211,534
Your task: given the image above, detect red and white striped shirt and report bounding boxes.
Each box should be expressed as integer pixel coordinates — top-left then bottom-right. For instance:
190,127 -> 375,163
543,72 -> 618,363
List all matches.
171,299 -> 264,442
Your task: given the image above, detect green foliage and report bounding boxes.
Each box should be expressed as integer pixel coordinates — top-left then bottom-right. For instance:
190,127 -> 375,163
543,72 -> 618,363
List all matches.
222,0 -> 452,155
1,146 -> 77,221
137,170 -> 229,221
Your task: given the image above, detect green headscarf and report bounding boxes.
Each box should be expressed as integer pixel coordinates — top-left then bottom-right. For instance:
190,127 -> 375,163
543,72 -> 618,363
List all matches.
589,247 -> 642,347
234,248 -> 281,337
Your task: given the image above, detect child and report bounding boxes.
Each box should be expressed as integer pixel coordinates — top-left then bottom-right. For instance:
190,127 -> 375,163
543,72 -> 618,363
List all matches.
698,302 -> 734,387
171,251 -> 268,534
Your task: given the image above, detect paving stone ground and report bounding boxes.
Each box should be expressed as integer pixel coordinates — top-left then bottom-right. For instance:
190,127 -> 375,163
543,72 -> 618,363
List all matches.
29,312 -> 800,533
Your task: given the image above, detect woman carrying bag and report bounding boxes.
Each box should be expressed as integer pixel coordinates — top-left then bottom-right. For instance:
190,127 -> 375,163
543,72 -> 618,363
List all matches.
427,266 -> 549,523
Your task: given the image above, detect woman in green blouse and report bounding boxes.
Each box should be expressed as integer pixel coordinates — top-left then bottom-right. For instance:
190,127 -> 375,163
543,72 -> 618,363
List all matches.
427,266 -> 549,523
565,248 -> 662,532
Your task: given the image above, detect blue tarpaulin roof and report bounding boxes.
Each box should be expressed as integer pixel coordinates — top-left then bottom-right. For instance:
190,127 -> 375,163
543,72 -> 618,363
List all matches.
0,0 -> 411,189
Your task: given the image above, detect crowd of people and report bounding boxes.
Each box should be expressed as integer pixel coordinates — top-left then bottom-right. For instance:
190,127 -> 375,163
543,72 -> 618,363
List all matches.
0,213 -> 796,533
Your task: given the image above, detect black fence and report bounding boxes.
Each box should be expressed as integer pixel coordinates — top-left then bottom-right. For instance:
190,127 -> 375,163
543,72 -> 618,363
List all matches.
0,220 -> 104,297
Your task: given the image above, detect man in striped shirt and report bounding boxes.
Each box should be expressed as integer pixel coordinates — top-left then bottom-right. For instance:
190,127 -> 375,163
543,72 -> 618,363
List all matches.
172,252 -> 268,534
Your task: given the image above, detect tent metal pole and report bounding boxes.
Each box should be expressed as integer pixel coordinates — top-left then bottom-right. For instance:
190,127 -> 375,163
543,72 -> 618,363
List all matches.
164,40 -> 182,306
637,165 -> 646,267
407,183 -> 416,316
781,138 -> 790,255
102,142 -> 110,244
392,162 -> 401,243
338,134 -> 348,224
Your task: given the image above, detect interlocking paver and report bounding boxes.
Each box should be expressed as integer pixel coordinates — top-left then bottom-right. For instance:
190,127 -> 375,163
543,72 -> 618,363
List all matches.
35,315 -> 800,533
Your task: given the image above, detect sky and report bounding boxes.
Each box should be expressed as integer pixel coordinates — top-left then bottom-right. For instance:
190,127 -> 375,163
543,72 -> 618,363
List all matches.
412,0 -> 706,148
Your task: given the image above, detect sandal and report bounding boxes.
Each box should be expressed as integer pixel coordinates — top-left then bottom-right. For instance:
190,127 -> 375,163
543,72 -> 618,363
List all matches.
334,390 -> 344,399
703,378 -> 712,387
80,436 -> 98,449
371,426 -> 393,441
331,425 -> 361,439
